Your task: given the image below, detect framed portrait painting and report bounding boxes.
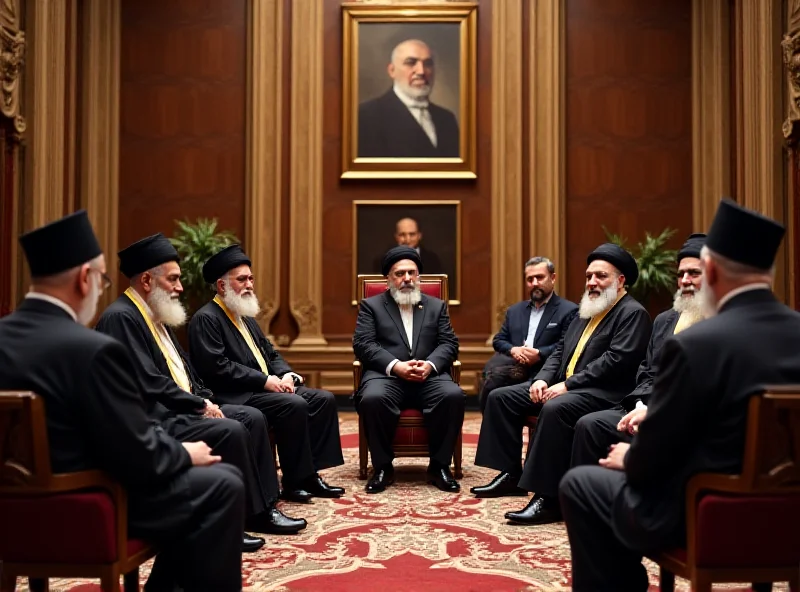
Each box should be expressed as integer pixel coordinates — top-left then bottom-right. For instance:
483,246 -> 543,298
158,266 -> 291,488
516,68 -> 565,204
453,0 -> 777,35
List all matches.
352,200 -> 461,305
341,3 -> 478,179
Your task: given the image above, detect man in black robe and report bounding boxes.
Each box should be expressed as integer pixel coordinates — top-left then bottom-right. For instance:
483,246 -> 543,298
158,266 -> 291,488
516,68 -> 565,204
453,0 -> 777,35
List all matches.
570,233 -> 707,466
0,211 -> 244,591
559,199 -> 800,591
476,243 -> 651,521
187,244 -> 345,501
353,246 -> 465,494
95,233 -> 306,540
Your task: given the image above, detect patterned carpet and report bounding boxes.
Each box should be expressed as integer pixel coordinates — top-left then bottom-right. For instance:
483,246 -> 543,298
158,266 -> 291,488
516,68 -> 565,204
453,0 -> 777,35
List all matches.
11,413 -> 789,591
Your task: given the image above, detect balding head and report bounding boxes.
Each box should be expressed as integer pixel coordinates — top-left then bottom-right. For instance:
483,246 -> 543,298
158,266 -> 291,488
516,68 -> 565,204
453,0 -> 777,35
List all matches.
388,39 -> 434,100
394,217 -> 422,248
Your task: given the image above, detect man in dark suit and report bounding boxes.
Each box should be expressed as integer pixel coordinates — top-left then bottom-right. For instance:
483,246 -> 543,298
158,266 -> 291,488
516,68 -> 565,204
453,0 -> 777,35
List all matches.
477,256 -> 578,413
353,245 -> 465,494
570,233 -> 707,466
95,234 -> 306,540
358,39 -> 459,158
478,244 -> 651,514
0,211 -> 244,591
559,199 -> 800,592
188,244 -> 345,502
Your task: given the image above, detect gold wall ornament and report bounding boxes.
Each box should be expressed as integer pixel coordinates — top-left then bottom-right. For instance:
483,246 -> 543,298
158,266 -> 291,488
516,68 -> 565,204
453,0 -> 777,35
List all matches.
0,0 -> 25,136
783,27 -> 800,146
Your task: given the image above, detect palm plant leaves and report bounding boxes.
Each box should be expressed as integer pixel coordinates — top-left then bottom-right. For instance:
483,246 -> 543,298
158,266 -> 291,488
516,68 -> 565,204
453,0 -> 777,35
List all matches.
603,226 -> 678,304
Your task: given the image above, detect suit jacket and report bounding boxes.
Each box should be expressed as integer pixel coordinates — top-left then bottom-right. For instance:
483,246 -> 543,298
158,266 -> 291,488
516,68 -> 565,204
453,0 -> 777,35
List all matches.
95,295 -> 212,424
352,291 -> 458,385
0,298 -> 192,530
619,308 -> 680,410
492,294 -> 578,377
188,300 -> 293,405
534,293 -> 652,402
617,289 -> 800,549
357,90 -> 459,158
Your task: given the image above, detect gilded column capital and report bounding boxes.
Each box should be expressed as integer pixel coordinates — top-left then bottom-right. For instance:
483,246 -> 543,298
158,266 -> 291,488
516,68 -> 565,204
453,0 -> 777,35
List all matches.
0,0 -> 25,139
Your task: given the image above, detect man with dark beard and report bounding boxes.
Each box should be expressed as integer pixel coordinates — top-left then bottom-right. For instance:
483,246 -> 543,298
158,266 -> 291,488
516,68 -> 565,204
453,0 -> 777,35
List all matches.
476,243 -> 651,522
353,245 -> 465,494
188,245 -> 345,502
0,212 -> 244,591
570,233 -> 707,466
95,233 -> 306,542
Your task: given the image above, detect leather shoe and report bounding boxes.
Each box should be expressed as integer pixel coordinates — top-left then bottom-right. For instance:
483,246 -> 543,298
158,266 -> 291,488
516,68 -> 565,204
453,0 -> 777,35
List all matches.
247,506 -> 307,534
242,533 -> 265,552
279,487 -> 313,503
365,465 -> 395,494
470,472 -> 528,498
427,465 -> 460,492
504,495 -> 562,525
303,473 -> 345,498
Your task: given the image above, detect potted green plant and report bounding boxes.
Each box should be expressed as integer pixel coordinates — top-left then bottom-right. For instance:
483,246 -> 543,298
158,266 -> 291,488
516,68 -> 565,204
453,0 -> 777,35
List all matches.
602,226 -> 678,308
170,218 -> 239,313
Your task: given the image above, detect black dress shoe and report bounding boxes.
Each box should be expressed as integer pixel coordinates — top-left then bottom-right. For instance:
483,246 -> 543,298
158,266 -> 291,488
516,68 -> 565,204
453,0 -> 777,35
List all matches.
279,487 -> 313,503
302,473 -> 345,498
242,533 -> 265,552
427,465 -> 460,492
504,495 -> 562,525
365,465 -> 395,494
247,506 -> 308,534
470,472 -> 528,498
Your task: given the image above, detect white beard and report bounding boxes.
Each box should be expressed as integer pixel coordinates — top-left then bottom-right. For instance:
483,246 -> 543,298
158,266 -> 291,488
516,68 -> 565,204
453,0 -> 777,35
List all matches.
672,287 -> 706,325
697,282 -> 719,319
399,79 -> 432,101
222,289 -> 261,318
390,283 -> 422,307
77,275 -> 101,326
148,285 -> 187,327
578,284 -> 620,320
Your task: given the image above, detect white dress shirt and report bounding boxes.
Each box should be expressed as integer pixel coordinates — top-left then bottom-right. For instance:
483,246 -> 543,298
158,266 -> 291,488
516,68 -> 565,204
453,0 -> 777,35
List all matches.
385,302 -> 438,377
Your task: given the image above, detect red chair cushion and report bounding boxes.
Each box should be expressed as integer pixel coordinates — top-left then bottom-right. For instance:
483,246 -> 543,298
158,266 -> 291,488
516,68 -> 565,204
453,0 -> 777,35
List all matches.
394,409 -> 428,446
362,279 -> 443,300
0,492 -> 123,563
692,493 -> 800,567
364,283 -> 385,298
419,282 -> 442,299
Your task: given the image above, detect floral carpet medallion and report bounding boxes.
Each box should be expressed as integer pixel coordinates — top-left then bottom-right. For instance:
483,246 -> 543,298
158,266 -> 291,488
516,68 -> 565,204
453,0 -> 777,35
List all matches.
11,414 -> 789,591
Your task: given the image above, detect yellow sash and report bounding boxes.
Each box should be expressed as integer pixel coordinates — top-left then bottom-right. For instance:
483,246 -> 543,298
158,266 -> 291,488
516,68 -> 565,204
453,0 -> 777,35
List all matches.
213,295 -> 269,374
673,311 -> 693,334
566,290 -> 627,378
124,288 -> 192,392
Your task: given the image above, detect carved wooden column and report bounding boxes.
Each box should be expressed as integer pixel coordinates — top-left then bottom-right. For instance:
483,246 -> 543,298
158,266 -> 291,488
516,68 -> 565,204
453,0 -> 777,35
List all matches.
782,0 -> 800,309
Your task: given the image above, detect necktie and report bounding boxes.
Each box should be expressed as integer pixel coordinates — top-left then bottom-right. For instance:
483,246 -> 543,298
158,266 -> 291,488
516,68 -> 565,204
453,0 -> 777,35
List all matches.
413,106 -> 438,147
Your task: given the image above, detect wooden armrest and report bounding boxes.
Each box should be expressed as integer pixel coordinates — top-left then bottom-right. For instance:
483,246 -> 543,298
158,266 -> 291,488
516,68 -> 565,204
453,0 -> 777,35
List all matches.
0,470 -> 121,496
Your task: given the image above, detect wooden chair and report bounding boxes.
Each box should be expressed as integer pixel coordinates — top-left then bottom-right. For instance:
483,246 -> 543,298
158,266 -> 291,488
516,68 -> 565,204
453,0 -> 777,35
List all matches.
0,391 -> 156,592
353,274 -> 463,480
648,386 -> 800,592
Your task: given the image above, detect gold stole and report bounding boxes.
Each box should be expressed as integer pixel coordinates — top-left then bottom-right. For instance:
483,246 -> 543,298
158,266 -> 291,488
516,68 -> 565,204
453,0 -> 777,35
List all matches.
213,295 -> 269,374
566,290 -> 627,378
673,311 -> 693,334
124,288 -> 192,392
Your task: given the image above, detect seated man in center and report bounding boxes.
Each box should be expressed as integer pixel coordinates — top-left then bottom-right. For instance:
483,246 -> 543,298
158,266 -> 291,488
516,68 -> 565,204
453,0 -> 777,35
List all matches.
188,244 -> 345,501
353,246 -> 465,494
474,243 -> 651,521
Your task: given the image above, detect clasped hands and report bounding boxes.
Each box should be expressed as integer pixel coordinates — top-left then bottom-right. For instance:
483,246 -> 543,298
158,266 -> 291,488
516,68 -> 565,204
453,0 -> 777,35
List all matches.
265,374 -> 299,393
510,346 -> 540,366
597,406 -> 647,471
393,360 -> 433,382
529,379 -> 567,403
202,399 -> 224,418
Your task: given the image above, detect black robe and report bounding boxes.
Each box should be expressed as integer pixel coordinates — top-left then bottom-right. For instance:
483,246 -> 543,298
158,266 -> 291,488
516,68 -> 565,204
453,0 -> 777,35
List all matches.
0,298 -> 244,591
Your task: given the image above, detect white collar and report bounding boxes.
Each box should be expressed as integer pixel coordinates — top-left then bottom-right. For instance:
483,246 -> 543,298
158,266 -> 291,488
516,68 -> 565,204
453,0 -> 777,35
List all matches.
25,292 -> 78,322
393,83 -> 429,109
716,283 -> 772,311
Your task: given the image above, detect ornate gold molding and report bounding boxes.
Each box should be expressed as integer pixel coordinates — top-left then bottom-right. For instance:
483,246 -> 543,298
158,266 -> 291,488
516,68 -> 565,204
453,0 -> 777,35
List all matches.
489,0 -> 524,338
529,0 -> 565,289
782,0 -> 800,146
0,0 -> 25,139
80,0 -> 120,311
246,0 -> 283,339
289,0 -> 327,346
692,0 -> 731,233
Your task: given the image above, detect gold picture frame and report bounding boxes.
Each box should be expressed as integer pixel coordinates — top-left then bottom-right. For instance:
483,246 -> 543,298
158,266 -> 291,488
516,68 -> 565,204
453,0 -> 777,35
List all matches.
351,200 -> 462,305
341,3 -> 478,179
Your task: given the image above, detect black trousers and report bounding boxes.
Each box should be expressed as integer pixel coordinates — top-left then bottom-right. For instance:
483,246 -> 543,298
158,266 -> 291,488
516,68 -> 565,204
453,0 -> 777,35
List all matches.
571,406 -> 632,467
474,381 -> 536,476
165,405 -> 278,516
244,386 -> 343,484
133,463 -> 245,592
477,352 -> 531,413
357,376 -> 465,469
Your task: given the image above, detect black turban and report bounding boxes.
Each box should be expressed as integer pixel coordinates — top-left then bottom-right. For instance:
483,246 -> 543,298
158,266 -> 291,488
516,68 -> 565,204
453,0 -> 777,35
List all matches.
705,198 -> 785,270
587,243 -> 639,287
118,233 -> 180,278
381,245 -> 422,276
19,210 -> 103,277
202,244 -> 252,284
678,233 -> 706,262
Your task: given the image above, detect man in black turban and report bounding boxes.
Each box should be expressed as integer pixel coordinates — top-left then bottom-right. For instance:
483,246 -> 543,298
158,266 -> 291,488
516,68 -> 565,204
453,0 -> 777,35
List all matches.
96,234 -> 307,544
560,199 -> 800,591
188,244 -> 345,502
474,242 -> 652,522
1,212 -> 245,591
353,245 -> 465,494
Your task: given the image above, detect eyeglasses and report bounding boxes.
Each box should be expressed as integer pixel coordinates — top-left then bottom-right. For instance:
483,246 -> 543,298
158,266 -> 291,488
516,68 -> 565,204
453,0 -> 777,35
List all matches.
90,268 -> 113,290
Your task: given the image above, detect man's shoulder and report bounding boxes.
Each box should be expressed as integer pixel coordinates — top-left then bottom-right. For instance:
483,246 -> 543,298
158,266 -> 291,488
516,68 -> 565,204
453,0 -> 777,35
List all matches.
618,294 -> 648,315
362,291 -> 388,307
506,300 -> 530,315
97,294 -> 137,321
428,101 -> 458,122
358,90 -> 395,116
192,300 -> 222,320
552,295 -> 578,314
654,308 -> 679,325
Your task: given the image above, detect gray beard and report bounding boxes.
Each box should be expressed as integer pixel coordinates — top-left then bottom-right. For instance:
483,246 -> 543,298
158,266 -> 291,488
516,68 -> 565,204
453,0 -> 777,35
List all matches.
148,286 -> 187,328
578,284 -> 620,319
697,283 -> 719,319
223,290 -> 261,318
390,284 -> 422,307
672,287 -> 706,325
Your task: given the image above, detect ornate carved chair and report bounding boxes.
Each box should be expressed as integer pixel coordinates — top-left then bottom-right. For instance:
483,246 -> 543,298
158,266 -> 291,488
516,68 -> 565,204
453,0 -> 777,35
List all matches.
353,274 -> 463,480
0,392 -> 156,592
647,386 -> 800,592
